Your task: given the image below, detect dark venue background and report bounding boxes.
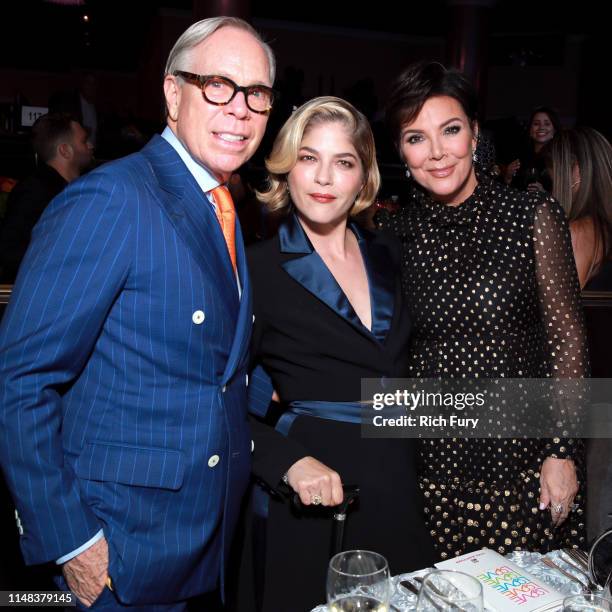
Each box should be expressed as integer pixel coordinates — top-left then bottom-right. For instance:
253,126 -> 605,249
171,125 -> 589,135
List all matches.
0,0 -> 608,186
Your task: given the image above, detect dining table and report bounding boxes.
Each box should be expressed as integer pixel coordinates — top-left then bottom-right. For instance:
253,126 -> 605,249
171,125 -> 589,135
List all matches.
313,549 -> 599,611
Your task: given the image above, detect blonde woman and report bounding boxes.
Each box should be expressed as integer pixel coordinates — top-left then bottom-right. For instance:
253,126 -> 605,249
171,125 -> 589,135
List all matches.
234,97 -> 435,612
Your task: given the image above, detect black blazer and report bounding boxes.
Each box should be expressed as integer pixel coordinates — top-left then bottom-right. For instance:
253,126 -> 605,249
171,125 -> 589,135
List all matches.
247,212 -> 412,487
235,214 -> 435,612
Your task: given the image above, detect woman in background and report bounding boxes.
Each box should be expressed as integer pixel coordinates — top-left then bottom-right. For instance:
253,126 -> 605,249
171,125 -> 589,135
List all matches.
503,106 -> 561,192
546,127 -> 612,290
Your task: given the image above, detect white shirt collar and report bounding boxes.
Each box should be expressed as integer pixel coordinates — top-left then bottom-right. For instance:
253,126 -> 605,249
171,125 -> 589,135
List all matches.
161,126 -> 219,194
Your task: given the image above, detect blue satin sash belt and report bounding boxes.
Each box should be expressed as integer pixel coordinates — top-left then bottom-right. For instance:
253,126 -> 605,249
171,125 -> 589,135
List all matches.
275,400 -> 366,435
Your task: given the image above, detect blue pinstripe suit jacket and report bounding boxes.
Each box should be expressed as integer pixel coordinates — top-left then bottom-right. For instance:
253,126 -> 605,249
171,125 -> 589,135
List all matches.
0,135 -> 253,605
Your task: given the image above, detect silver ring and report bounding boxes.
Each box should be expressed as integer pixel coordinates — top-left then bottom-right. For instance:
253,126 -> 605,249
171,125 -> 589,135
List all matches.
311,494 -> 322,506
552,503 -> 564,513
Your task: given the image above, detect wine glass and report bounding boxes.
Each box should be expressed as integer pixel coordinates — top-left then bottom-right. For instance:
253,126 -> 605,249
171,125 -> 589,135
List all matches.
327,550 -> 391,611
416,570 -> 484,611
563,594 -> 612,611
524,166 -> 541,190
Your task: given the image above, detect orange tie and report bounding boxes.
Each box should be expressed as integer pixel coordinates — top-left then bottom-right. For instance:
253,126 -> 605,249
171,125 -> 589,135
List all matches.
210,185 -> 237,273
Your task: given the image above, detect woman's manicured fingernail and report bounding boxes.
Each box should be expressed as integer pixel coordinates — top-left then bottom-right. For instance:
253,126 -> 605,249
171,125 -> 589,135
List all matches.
539,502 -> 546,510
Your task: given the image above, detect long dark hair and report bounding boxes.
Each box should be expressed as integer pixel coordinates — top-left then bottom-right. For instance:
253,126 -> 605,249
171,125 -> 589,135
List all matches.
546,127 -> 612,270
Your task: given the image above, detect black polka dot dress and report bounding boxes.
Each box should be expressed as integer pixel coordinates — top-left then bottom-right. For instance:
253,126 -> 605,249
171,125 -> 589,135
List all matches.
376,177 -> 589,559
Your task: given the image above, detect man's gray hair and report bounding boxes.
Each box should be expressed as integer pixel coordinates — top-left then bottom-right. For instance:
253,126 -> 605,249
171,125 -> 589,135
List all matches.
165,16 -> 275,84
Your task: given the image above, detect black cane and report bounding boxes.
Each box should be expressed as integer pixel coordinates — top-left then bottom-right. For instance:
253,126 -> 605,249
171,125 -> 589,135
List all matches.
291,485 -> 360,557
330,485 -> 360,557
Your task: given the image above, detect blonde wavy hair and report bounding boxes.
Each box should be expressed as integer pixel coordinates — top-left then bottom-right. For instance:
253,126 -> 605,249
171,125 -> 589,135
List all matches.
257,96 -> 380,215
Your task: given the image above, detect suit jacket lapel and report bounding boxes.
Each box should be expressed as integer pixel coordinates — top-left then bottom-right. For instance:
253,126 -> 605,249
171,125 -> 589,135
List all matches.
221,218 -> 252,384
279,213 -> 394,343
142,136 -> 239,318
354,224 -> 395,343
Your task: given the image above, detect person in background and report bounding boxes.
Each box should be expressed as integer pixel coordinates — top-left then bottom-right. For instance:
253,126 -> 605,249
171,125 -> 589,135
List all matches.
545,127 -> 612,290
502,106 -> 561,192
378,60 -> 589,560
0,112 -> 93,283
0,16 -> 274,611
49,73 -> 99,147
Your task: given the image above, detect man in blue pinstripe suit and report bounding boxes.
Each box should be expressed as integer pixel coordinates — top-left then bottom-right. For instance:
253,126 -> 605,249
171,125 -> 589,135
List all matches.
0,16 -> 275,610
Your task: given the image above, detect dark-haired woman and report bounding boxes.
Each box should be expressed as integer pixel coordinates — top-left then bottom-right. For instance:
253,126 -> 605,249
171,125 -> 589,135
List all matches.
503,106 -> 561,192
377,61 -> 589,559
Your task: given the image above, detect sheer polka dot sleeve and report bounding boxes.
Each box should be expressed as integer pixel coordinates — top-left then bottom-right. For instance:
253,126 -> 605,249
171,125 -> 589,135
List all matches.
532,196 -> 590,459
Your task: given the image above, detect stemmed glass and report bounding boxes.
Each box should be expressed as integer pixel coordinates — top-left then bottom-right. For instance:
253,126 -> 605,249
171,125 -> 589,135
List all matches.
327,550 -> 391,611
416,570 -> 484,611
525,166 -> 540,187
